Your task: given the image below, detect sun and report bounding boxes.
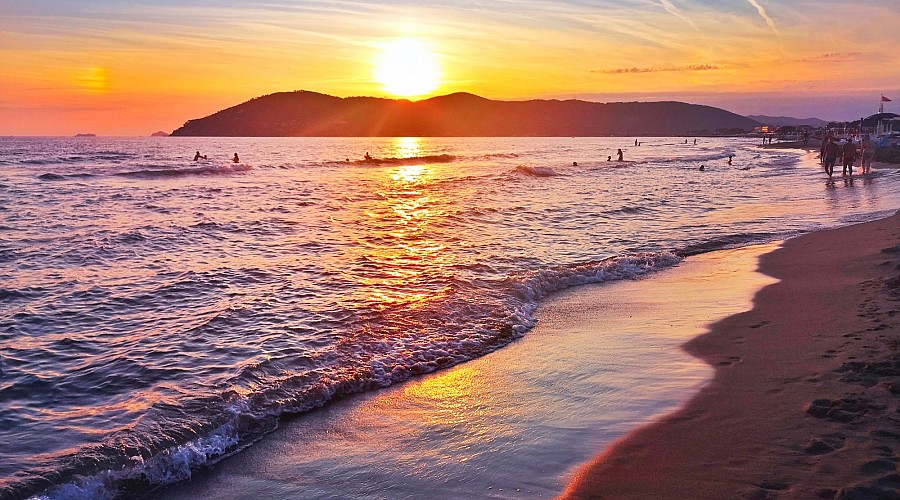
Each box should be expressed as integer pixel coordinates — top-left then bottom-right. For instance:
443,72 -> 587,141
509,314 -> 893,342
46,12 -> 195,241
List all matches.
374,39 -> 442,98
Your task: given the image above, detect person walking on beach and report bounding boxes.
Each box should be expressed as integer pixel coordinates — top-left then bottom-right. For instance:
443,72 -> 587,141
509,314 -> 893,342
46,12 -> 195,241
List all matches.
841,140 -> 856,176
819,137 -> 828,164
823,137 -> 839,178
861,135 -> 875,174
616,149 -> 623,161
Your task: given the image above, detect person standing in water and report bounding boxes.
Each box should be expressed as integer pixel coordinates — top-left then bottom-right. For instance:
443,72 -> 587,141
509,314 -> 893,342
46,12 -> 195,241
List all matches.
860,135 -> 875,174
819,136 -> 828,164
823,137 -> 839,178
232,153 -> 240,163
616,149 -> 623,161
841,140 -> 856,176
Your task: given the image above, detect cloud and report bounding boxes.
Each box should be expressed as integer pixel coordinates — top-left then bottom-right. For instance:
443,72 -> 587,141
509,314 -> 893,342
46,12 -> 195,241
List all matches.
745,0 -> 778,35
658,0 -> 699,32
594,64 -> 719,74
797,52 -> 863,63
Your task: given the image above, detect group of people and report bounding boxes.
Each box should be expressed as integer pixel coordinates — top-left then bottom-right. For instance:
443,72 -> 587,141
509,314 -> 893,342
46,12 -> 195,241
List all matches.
194,151 -> 240,163
819,135 -> 875,178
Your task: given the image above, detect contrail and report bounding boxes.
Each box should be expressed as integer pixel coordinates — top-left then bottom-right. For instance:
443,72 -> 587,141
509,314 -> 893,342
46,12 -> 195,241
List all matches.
746,0 -> 778,34
659,0 -> 699,32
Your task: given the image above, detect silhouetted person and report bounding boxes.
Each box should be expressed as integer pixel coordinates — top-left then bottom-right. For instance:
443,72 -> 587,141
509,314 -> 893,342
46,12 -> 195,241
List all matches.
823,137 -> 839,178
699,165 -> 705,171
607,156 -> 612,161
861,135 -> 875,174
693,139 -> 697,145
616,149 -> 623,161
634,139 -> 638,146
232,153 -> 240,163
364,152 -> 372,161
841,140 -> 856,176
572,161 -> 578,166
727,155 -> 733,165
819,137 -> 828,164
194,151 -> 201,161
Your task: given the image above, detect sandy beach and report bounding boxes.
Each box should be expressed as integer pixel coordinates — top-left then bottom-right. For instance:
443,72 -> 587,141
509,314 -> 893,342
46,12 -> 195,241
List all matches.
563,212 -> 900,499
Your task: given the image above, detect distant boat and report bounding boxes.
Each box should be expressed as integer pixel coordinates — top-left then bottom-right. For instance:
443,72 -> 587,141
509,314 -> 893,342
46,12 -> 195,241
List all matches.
75,133 -> 97,137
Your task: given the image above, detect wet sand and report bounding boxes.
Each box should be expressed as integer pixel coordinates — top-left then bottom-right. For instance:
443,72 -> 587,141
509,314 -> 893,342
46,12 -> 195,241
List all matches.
562,213 -> 900,499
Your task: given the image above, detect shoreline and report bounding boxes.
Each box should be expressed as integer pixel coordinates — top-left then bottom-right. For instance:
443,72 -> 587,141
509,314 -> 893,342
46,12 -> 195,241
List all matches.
562,212 -> 900,499
150,245 -> 780,499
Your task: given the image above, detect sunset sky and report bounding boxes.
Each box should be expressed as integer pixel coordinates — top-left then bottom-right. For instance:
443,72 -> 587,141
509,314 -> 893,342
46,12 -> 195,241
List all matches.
2,0 -> 899,136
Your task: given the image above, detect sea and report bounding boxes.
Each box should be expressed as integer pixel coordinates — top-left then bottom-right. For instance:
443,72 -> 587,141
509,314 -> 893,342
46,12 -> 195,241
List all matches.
1,136 -> 898,500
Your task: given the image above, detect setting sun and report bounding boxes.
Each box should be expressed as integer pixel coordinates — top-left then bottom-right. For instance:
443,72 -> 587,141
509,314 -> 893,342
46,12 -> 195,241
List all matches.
374,39 -> 441,98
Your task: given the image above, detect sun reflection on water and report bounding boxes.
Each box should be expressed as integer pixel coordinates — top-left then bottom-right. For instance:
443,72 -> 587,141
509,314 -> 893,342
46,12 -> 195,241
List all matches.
352,138 -> 456,314
393,137 -> 421,159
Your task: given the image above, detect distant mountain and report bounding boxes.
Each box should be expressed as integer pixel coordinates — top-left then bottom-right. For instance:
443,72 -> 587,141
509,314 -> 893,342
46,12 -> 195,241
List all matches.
171,91 -> 760,137
150,130 -> 169,137
746,115 -> 828,128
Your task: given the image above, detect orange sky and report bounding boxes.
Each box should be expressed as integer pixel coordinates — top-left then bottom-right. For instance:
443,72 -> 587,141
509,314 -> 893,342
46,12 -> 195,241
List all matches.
2,0 -> 899,135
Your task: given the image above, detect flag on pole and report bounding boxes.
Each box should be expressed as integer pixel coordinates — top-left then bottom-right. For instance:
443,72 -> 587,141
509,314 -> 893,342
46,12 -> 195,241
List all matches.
882,95 -> 892,102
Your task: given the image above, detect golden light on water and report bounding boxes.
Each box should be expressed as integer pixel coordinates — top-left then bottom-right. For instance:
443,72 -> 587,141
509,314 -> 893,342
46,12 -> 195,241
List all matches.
373,39 -> 442,98
353,140 -> 455,312
404,366 -> 482,408
393,137 -> 421,158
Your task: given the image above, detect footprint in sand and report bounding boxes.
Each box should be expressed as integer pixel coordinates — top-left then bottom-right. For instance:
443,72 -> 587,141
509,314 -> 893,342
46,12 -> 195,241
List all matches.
717,356 -> 742,366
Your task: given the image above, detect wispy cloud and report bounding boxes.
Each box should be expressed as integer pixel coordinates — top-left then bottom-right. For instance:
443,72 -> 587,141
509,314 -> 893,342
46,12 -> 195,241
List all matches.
658,0 -> 699,32
797,52 -> 862,62
594,64 -> 719,74
746,0 -> 777,35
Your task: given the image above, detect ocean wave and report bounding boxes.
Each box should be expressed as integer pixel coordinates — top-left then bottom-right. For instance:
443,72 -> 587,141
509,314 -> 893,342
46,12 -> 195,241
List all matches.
9,251 -> 681,500
37,173 -> 67,181
678,232 -> 783,256
478,152 -> 520,159
509,252 -> 682,306
514,165 -> 557,177
114,164 -> 252,179
602,204 -> 656,216
352,154 -> 456,166
0,288 -> 30,301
